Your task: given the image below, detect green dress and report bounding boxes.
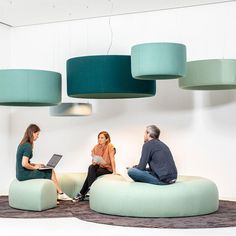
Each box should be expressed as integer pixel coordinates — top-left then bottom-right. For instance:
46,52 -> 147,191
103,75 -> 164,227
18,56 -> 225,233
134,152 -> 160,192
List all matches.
16,142 -> 52,181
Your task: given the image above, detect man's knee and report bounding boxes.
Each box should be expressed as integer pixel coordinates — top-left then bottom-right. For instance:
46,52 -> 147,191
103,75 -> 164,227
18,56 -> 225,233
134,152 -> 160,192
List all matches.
128,167 -> 138,178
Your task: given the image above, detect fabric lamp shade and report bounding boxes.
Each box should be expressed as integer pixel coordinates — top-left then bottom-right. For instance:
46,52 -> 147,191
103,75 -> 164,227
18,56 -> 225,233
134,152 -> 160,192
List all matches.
50,103 -> 92,116
0,69 -> 61,106
179,59 -> 236,90
131,42 -> 186,80
67,55 -> 156,99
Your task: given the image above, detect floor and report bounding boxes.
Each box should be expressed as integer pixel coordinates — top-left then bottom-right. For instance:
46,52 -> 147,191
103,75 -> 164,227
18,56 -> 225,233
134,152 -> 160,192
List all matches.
0,217 -> 236,236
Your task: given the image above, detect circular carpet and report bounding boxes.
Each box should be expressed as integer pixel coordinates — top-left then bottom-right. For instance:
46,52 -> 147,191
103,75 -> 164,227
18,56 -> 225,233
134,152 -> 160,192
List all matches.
1,196 -> 236,228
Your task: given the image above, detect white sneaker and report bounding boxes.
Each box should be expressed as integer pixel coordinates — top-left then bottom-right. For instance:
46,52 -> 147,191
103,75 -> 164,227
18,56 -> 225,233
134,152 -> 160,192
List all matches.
57,193 -> 72,201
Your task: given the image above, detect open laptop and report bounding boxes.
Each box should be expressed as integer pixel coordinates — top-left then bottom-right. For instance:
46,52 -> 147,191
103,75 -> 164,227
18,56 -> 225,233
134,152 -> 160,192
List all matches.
38,154 -> 62,170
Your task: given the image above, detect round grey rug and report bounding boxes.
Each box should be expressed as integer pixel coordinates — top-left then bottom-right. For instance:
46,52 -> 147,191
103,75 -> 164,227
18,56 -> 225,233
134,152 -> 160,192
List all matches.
1,196 -> 236,228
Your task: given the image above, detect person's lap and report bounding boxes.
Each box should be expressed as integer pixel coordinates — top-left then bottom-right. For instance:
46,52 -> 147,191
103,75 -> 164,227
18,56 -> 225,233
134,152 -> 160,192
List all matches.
128,167 -> 167,185
19,169 -> 52,181
88,164 -> 111,176
96,166 -> 112,176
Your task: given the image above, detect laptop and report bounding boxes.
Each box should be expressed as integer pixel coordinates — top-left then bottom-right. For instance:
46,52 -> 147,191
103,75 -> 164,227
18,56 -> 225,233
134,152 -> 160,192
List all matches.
38,154 -> 63,170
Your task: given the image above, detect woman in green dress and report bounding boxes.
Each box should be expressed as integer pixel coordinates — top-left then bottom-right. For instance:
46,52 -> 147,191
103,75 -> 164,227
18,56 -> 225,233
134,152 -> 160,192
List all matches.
16,124 -> 72,201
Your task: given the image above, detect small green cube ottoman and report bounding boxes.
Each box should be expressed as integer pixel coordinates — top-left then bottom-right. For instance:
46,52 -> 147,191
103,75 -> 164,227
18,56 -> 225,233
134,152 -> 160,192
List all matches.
9,179 -> 57,211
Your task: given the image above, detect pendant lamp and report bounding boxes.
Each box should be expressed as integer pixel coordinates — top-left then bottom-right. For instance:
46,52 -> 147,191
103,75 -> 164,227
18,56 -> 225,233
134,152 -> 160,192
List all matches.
50,102 -> 92,116
0,69 -> 61,106
179,59 -> 236,90
67,55 -> 156,99
131,42 -> 186,80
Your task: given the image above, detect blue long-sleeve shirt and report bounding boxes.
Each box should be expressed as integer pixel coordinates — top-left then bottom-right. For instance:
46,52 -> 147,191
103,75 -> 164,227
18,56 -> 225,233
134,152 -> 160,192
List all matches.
136,139 -> 177,182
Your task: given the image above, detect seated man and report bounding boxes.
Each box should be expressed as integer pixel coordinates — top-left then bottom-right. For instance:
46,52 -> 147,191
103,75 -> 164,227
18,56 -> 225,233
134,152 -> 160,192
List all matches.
128,125 -> 177,185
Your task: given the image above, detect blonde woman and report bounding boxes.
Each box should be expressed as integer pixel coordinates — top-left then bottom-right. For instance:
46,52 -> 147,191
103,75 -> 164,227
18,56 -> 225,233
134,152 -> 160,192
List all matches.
74,131 -> 116,201
16,124 -> 72,201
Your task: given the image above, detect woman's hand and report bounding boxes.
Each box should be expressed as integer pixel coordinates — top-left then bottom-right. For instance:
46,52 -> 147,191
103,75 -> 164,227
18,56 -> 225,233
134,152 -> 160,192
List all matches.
34,163 -> 45,169
92,161 -> 98,165
112,171 -> 119,175
34,164 -> 42,169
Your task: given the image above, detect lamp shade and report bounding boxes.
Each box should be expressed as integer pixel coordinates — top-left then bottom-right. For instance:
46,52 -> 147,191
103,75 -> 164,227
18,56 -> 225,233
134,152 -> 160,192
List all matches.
179,59 -> 236,90
50,103 -> 92,116
131,42 -> 186,80
0,69 -> 61,106
67,55 -> 156,99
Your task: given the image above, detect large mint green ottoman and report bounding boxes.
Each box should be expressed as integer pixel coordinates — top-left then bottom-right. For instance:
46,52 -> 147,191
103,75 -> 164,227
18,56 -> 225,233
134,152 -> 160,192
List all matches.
9,179 -> 57,211
57,172 -> 87,198
90,175 -> 219,217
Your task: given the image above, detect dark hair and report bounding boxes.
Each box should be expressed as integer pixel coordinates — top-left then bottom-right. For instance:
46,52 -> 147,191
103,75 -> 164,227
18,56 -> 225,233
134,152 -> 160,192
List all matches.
98,131 -> 111,144
146,125 -> 160,139
19,124 -> 40,145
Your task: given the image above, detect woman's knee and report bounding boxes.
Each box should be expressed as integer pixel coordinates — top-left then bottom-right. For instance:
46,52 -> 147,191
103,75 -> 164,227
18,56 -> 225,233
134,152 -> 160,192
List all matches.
88,164 -> 97,172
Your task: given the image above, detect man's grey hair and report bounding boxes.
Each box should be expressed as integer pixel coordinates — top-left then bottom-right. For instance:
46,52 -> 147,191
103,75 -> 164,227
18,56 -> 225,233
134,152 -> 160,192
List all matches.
146,125 -> 160,139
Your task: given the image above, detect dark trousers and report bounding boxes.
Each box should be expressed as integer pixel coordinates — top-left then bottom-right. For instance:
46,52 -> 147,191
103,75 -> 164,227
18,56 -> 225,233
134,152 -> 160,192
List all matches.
80,164 -> 112,195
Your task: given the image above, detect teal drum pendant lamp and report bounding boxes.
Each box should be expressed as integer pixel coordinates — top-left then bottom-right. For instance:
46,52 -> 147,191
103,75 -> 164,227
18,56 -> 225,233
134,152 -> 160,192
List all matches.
67,55 -> 156,99
50,102 -> 92,116
179,59 -> 236,90
131,42 -> 186,80
0,69 -> 61,106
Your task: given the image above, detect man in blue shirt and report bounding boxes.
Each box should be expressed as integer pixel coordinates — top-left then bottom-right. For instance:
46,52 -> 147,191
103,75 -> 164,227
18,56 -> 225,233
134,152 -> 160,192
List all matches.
128,125 -> 177,185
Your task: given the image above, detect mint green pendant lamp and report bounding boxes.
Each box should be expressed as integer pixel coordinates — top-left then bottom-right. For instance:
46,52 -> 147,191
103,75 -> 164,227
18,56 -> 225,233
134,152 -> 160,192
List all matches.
50,102 -> 92,116
0,69 -> 61,106
67,55 -> 156,99
131,42 -> 186,80
179,59 -> 236,90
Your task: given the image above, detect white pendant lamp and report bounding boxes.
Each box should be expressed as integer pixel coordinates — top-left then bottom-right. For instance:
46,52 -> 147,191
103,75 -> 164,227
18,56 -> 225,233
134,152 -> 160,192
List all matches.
50,102 -> 92,116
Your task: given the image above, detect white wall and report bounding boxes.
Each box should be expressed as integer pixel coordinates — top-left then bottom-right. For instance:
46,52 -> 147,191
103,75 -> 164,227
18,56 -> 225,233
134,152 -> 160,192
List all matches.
0,24 -> 11,194
2,2 -> 236,199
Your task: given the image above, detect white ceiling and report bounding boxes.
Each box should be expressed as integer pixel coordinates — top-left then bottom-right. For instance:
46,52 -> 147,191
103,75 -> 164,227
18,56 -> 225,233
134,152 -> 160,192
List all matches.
0,0 -> 234,27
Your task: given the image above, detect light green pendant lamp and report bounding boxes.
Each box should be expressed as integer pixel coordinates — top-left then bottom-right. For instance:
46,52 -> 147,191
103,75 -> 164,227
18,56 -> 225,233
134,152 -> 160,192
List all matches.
0,69 -> 61,106
50,102 -> 92,116
179,59 -> 236,90
131,42 -> 186,80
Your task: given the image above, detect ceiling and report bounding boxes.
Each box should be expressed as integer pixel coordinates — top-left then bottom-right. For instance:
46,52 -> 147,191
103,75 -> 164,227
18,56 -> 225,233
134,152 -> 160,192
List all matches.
0,0 -> 234,27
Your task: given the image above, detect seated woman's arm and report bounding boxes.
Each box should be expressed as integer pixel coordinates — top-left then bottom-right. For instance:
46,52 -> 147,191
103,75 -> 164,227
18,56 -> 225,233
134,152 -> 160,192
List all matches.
22,156 -> 42,170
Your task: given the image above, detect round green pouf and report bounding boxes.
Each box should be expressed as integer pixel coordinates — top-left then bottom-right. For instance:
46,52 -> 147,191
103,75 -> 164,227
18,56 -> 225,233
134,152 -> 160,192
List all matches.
131,42 -> 186,80
0,69 -> 61,106
90,175 -> 219,217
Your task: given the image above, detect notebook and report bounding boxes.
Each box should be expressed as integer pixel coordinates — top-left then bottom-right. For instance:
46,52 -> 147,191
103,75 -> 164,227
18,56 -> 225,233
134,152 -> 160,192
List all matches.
92,155 -> 106,165
38,154 -> 62,170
